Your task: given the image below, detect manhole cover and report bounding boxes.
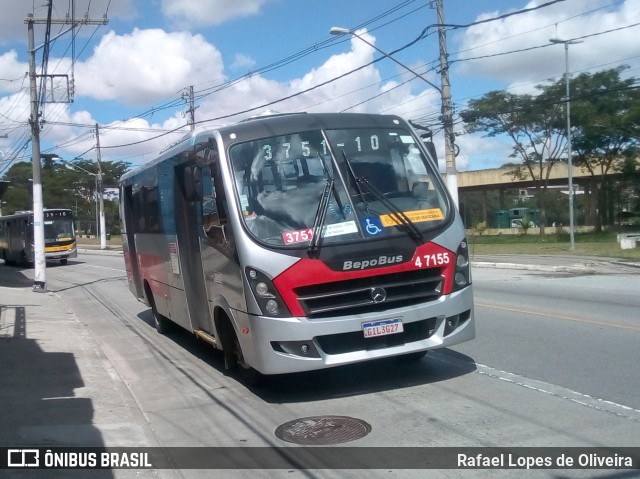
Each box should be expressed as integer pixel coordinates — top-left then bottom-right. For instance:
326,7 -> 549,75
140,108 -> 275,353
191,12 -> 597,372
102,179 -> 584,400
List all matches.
275,416 -> 371,445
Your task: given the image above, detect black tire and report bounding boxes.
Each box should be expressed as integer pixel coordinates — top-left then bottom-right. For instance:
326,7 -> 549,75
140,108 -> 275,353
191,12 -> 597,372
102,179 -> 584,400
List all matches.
145,284 -> 172,334
220,318 -> 262,386
60,258 -> 68,265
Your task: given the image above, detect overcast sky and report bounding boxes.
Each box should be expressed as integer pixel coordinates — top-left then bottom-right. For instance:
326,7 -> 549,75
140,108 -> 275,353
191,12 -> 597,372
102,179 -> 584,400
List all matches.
0,0 -> 638,174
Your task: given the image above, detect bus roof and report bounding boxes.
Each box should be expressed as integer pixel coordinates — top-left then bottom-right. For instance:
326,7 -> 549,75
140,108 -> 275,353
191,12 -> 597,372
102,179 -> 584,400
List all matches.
0,208 -> 73,221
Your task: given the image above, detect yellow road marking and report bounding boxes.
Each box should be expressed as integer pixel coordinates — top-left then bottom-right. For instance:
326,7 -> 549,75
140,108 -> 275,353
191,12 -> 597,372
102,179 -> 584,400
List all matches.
475,302 -> 640,332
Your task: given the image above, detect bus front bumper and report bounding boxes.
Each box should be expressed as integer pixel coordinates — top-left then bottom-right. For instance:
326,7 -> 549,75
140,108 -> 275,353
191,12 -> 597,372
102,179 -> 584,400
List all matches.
234,285 -> 475,375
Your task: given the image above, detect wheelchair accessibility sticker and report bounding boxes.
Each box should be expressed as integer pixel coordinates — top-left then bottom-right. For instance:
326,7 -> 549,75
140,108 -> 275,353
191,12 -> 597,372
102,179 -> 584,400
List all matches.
361,217 -> 384,236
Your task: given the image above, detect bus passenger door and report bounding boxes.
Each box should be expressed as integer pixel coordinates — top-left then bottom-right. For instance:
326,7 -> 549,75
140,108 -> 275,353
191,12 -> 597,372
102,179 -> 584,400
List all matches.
121,185 -> 144,299
175,164 -> 211,334
199,154 -> 243,328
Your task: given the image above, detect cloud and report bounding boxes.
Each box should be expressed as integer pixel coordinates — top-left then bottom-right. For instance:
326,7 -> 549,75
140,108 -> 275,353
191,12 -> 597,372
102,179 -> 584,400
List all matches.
456,0 -> 640,88
69,28 -> 436,165
231,53 -> 257,71
2,26 -> 441,168
161,0 -> 271,28
75,28 -> 225,105
0,51 -> 26,94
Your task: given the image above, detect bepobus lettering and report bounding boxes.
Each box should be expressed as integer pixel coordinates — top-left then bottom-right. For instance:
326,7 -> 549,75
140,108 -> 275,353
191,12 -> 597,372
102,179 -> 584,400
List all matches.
343,255 -> 403,271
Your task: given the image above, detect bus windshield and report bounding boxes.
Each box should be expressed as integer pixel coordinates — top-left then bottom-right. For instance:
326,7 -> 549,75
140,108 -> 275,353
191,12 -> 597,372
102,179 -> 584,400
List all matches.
43,216 -> 75,242
229,126 -> 449,247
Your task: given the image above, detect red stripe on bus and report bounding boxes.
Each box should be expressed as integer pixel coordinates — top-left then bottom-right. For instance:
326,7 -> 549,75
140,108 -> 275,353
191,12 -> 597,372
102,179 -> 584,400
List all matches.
273,242 -> 455,317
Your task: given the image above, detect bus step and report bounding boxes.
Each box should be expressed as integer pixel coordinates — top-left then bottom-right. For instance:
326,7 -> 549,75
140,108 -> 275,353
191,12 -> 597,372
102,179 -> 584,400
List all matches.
195,329 -> 218,347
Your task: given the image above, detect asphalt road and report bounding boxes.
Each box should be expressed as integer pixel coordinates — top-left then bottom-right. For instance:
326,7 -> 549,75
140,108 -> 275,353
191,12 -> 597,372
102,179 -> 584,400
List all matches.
451,266 -> 640,409
23,252 -> 640,478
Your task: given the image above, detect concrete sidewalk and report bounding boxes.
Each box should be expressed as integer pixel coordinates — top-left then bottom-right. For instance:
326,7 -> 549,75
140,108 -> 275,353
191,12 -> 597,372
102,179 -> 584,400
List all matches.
0,266 -> 157,455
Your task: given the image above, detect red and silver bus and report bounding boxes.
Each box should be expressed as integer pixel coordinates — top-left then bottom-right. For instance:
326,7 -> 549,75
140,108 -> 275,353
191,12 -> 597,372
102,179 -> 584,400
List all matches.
0,208 -> 77,266
119,113 -> 474,379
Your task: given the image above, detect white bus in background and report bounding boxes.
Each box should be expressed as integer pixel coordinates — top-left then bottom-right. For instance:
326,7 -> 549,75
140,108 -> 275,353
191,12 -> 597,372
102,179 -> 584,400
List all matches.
119,112 -> 474,382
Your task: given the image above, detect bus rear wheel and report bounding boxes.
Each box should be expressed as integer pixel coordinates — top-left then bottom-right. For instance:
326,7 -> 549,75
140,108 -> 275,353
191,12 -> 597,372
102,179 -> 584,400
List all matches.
145,283 -> 172,334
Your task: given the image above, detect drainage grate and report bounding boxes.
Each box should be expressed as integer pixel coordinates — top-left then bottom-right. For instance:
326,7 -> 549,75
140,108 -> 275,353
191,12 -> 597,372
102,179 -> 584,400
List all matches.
275,416 -> 371,445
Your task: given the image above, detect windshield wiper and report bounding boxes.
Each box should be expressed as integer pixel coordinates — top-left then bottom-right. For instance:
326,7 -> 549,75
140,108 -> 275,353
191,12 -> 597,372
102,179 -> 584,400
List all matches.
319,152 -> 347,220
307,178 -> 333,257
341,150 -> 422,242
342,151 -> 372,216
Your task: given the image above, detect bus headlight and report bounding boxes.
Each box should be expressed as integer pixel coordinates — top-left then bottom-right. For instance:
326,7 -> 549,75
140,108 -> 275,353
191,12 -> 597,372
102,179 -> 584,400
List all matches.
245,267 -> 292,317
255,282 -> 272,297
452,239 -> 471,292
265,299 -> 279,315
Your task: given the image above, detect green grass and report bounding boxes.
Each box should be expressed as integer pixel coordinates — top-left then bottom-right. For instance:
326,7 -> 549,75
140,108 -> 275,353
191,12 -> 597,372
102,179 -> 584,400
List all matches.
76,235 -> 122,247
468,231 -> 640,260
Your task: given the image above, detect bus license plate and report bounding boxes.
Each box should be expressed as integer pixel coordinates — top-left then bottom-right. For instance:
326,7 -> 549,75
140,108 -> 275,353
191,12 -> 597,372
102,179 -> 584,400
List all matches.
362,318 -> 403,338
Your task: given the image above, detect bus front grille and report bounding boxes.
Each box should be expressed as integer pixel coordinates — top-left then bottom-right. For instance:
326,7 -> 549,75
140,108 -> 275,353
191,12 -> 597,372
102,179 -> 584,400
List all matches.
294,269 -> 444,318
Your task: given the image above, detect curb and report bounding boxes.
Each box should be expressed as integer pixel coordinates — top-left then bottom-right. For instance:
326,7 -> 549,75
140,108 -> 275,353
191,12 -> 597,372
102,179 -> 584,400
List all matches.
77,248 -> 123,256
471,261 -> 597,274
614,261 -> 640,269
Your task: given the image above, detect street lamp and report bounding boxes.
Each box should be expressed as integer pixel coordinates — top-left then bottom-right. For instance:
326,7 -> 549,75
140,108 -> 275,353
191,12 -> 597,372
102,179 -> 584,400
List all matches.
65,162 -> 106,250
330,26 -> 459,207
550,37 -> 582,251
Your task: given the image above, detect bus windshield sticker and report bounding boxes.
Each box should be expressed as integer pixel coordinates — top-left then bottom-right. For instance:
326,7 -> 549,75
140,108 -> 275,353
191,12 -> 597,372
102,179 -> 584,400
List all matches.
379,208 -> 444,227
282,227 -> 314,245
360,217 -> 384,237
323,221 -> 357,238
282,221 -> 357,245
239,194 -> 249,210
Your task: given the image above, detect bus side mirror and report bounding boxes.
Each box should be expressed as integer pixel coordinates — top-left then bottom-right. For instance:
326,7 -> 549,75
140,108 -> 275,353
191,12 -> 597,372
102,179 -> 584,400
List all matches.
422,139 -> 438,163
183,166 -> 203,202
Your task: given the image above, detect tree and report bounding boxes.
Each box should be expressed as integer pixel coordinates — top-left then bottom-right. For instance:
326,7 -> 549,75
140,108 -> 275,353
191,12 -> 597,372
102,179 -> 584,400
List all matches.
62,158 -> 130,234
1,157 -> 130,235
1,162 -> 33,213
461,88 -> 566,234
570,66 -> 640,229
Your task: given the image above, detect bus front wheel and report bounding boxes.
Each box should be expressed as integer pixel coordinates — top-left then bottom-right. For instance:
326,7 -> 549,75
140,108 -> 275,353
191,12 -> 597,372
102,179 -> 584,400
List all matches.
219,316 -> 262,386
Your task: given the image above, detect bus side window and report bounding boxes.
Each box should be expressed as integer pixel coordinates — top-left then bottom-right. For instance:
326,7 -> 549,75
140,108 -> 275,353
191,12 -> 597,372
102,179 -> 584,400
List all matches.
202,157 -> 229,243
202,168 -> 219,232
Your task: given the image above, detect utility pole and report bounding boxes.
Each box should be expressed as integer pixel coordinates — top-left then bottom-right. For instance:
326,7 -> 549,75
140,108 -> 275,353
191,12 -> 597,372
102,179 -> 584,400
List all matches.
183,86 -> 197,131
25,4 -> 108,292
27,13 -> 46,292
435,0 -> 458,208
95,123 -> 106,250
